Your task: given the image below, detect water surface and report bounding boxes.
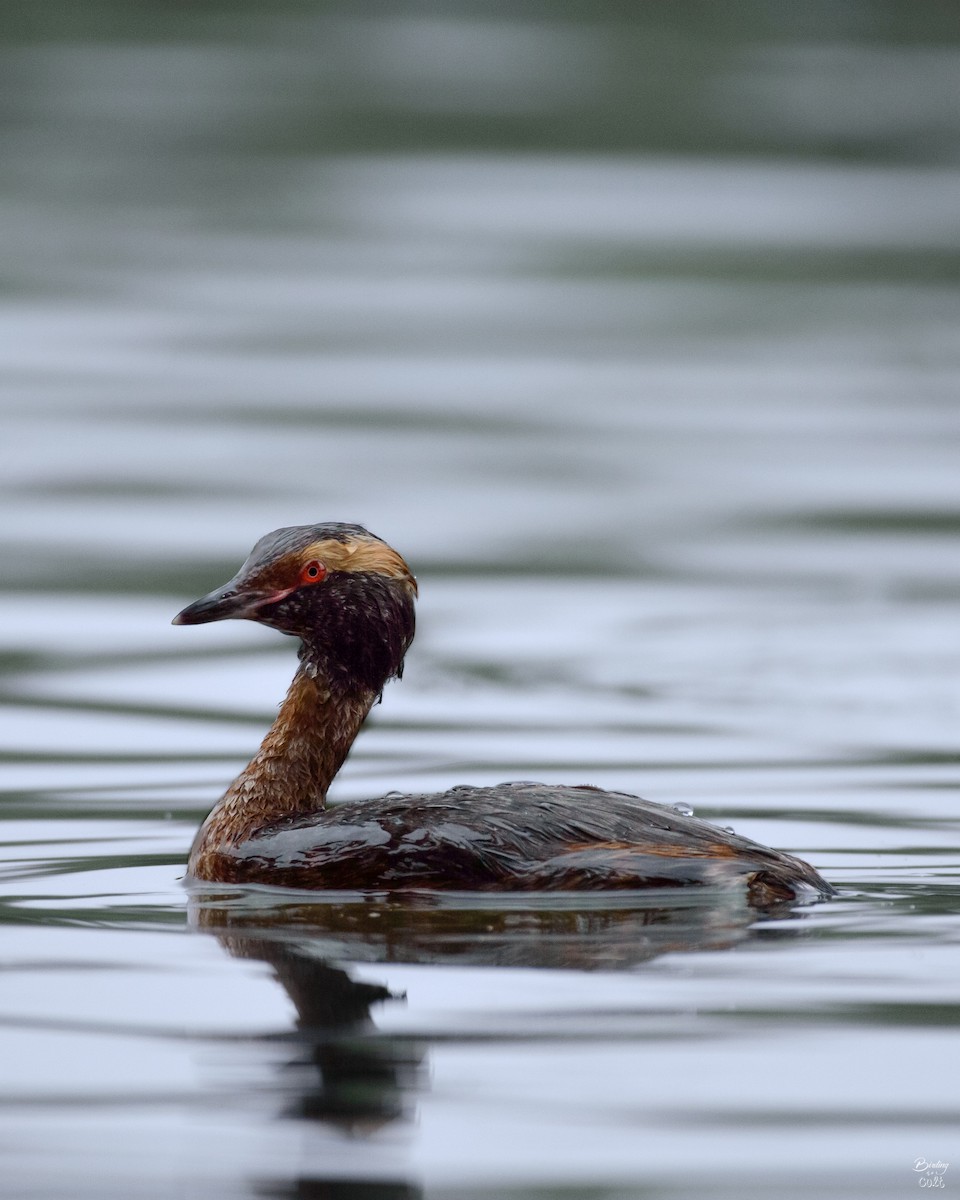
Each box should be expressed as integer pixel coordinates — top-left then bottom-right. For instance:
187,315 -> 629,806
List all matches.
2,5 -> 959,1198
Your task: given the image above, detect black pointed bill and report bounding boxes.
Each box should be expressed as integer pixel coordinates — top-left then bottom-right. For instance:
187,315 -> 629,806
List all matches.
172,580 -> 295,626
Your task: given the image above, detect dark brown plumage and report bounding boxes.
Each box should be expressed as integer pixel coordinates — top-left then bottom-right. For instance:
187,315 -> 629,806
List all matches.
174,523 -> 833,907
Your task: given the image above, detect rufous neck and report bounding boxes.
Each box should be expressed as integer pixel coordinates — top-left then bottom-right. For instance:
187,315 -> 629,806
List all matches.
189,667 -> 378,871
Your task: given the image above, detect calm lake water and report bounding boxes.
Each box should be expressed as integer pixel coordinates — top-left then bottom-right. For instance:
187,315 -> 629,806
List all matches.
2,5 -> 959,1198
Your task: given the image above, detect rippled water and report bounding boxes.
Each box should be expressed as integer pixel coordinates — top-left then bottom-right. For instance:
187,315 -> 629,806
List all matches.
2,6 -> 959,1199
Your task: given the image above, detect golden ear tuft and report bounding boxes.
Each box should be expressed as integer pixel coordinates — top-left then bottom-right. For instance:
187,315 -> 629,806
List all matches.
300,537 -> 417,592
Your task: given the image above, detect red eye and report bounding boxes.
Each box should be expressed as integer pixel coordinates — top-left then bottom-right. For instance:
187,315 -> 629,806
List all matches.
300,560 -> 327,585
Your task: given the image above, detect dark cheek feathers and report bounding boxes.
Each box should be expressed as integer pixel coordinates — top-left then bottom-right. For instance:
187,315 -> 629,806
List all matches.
265,574 -> 415,693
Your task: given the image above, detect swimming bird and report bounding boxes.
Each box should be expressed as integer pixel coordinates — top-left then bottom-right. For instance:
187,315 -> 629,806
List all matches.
174,523 -> 832,905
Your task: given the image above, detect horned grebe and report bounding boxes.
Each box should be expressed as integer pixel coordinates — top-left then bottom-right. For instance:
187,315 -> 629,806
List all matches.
174,523 -> 832,906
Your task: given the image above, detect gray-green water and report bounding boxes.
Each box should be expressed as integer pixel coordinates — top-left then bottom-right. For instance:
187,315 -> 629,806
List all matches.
2,5 -> 958,1198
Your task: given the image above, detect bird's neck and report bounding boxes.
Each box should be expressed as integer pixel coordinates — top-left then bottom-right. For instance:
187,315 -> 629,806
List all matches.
188,663 -> 378,877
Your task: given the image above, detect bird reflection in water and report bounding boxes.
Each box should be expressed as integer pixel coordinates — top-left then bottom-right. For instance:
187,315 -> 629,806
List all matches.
218,932 -> 413,1130
191,884 -> 815,1196
194,902 -> 421,1199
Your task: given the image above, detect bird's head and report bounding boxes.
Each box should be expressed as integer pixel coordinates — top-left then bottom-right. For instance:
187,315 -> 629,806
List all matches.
173,523 -> 417,692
